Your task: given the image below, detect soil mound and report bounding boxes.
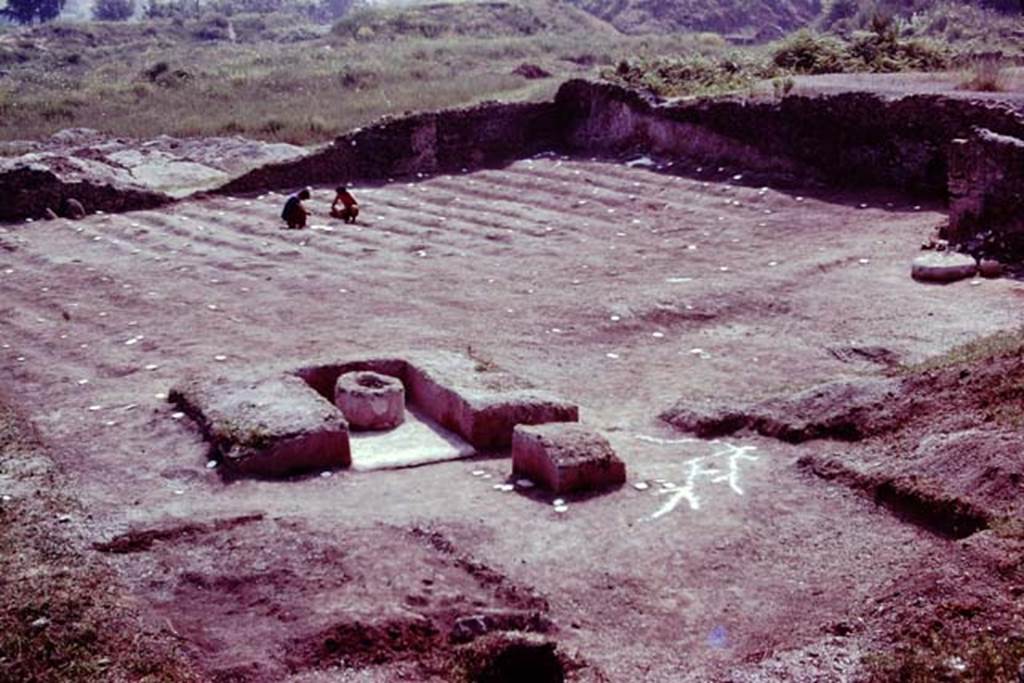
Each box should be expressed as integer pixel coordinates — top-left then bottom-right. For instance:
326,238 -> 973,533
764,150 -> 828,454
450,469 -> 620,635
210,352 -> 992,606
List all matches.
798,347 -> 1024,533
661,377 -> 909,442
0,128 -> 305,221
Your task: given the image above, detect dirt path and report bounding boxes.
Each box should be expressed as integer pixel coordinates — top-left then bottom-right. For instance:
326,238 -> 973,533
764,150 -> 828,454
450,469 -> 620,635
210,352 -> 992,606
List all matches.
1,156 -> 1020,680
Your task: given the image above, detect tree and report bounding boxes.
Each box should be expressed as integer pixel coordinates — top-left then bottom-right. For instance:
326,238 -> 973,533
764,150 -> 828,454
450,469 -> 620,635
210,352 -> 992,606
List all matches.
93,0 -> 135,20
1,0 -> 66,23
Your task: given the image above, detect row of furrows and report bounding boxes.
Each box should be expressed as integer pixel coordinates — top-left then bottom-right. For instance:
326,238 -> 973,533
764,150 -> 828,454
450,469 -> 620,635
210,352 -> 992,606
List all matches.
0,181 -> 780,349
12,160 -> 782,290
0,159 -> 811,377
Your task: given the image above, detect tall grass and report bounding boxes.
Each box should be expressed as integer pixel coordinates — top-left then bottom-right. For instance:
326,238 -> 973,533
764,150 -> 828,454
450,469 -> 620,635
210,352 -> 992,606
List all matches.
0,14 -> 723,145
958,56 -> 1009,92
0,27 -> 575,143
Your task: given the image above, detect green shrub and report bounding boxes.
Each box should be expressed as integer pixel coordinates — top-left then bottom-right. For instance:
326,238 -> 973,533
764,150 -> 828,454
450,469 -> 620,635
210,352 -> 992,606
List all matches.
772,29 -> 850,73
93,0 -> 135,21
194,13 -> 235,41
849,30 -> 948,71
608,52 -> 773,97
958,56 -> 1009,92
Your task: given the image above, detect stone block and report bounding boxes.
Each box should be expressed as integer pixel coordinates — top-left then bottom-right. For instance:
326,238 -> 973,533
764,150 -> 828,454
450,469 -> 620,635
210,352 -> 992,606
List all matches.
335,371 -> 405,431
979,259 -> 1003,279
170,374 -> 350,477
512,423 -> 625,494
946,129 -> 1024,260
295,351 -> 579,450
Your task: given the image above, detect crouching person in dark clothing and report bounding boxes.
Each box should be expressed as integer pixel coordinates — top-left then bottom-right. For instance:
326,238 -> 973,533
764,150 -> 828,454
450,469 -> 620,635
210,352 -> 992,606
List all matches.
282,187 -> 312,229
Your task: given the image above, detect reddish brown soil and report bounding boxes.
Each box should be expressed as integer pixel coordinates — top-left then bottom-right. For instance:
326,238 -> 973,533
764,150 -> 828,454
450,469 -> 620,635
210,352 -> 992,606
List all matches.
2,156 -> 1024,680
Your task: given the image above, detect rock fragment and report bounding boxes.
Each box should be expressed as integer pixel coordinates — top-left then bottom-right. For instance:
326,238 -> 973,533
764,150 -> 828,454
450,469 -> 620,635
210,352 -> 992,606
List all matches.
911,251 -> 977,283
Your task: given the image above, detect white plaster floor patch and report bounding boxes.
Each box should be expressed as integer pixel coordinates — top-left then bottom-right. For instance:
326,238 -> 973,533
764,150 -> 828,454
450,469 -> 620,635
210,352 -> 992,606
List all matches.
348,406 -> 474,471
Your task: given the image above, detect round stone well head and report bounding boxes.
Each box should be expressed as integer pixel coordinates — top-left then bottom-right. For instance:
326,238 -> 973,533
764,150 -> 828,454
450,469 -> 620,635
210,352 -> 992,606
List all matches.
334,371 -> 406,431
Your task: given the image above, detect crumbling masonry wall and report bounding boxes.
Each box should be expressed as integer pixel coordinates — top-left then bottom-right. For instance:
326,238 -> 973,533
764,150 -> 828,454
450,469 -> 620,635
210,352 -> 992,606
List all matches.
555,80 -> 1024,195
217,100 -> 567,194
945,128 -> 1024,259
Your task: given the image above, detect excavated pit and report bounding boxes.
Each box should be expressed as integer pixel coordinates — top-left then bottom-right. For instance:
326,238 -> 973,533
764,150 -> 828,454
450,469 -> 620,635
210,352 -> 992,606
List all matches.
5,111 -> 1024,679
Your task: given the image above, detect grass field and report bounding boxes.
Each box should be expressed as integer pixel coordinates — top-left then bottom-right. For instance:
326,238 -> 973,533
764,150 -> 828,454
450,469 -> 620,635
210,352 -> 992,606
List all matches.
0,3 -> 669,145
0,0 -> 1021,145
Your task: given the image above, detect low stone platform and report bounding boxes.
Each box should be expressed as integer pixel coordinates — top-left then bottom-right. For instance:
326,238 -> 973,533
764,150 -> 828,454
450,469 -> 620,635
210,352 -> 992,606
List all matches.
296,351 -> 579,451
171,351 -> 578,478
349,407 -> 473,471
512,423 -> 626,494
169,374 -> 351,477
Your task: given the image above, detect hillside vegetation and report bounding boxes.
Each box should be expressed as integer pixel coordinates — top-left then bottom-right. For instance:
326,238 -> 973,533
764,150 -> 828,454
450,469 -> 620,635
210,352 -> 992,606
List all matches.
567,0 -> 823,36
0,0 -> 663,144
0,0 -> 1022,145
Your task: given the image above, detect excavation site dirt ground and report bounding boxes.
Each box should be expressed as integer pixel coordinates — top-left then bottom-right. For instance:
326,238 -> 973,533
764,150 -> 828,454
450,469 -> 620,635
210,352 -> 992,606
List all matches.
3,154 -> 1024,680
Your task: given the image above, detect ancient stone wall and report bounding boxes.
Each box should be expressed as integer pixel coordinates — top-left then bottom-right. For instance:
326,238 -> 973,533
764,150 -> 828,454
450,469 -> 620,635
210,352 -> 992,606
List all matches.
217,100 -> 567,195
945,128 -> 1024,259
0,165 -> 171,222
556,79 -> 1024,195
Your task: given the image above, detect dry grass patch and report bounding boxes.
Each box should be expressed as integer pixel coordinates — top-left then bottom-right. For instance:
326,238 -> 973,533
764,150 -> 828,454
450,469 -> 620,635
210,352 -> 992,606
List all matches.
958,56 -> 1010,92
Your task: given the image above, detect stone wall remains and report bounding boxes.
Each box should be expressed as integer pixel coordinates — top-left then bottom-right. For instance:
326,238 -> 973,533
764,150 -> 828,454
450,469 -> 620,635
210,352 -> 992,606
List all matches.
556,79 -> 1024,195
945,128 -> 1024,259
217,100 -> 567,195
0,164 -> 171,222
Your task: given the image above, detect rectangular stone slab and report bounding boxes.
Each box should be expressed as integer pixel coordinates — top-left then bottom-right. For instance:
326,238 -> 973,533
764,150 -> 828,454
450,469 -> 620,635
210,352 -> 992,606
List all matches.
348,406 -> 473,471
169,374 -> 350,477
512,423 -> 626,494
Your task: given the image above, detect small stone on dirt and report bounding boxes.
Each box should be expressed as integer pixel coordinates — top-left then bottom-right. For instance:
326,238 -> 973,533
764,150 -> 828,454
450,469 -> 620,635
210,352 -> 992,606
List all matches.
979,259 -> 1003,278
911,251 -> 977,283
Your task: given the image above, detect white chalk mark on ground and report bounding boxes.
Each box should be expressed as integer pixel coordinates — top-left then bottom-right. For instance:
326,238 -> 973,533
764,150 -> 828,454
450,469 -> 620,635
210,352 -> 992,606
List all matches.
638,438 -> 760,519
635,434 -> 699,446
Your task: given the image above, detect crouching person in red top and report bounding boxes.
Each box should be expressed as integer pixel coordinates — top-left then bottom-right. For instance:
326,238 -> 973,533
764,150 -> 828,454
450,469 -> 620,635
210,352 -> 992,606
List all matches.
330,186 -> 359,224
